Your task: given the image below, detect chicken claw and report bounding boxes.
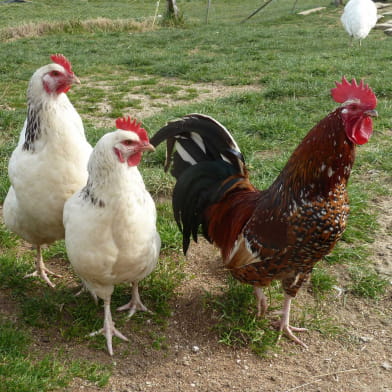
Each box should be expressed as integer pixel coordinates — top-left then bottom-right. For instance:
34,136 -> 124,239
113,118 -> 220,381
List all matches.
90,300 -> 128,356
117,282 -> 152,318
272,294 -> 308,349
24,245 -> 62,288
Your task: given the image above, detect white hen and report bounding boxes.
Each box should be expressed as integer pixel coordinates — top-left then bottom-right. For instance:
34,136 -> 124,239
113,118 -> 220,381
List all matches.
3,54 -> 92,287
341,0 -> 378,46
63,117 -> 160,356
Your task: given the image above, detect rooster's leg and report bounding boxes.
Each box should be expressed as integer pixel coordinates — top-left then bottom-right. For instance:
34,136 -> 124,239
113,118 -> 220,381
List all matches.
254,286 -> 268,317
273,294 -> 308,349
24,245 -> 62,288
90,298 -> 128,356
117,281 -> 151,317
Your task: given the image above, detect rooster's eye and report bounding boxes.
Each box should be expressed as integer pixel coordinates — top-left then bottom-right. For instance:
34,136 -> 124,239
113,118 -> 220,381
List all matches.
50,71 -> 61,77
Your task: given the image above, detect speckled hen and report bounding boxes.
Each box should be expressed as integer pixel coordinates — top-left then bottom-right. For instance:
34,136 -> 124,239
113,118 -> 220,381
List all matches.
150,77 -> 378,348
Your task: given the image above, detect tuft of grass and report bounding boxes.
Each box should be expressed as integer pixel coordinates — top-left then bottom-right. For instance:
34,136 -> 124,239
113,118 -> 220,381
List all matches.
310,266 -> 338,297
349,267 -> 389,299
297,306 -> 343,339
0,223 -> 19,249
155,200 -> 183,252
204,277 -> 280,356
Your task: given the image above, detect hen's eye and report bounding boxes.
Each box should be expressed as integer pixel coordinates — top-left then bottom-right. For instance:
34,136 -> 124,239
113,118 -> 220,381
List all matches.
50,71 -> 61,77
121,140 -> 135,146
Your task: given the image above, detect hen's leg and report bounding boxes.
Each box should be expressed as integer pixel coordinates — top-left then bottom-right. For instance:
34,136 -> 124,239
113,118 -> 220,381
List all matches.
90,298 -> 128,356
75,281 -> 98,304
254,286 -> 268,317
117,282 -> 151,317
24,245 -> 62,288
273,294 -> 308,349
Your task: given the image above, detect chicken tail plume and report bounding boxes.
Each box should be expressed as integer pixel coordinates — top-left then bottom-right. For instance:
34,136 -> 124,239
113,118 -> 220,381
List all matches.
150,114 -> 247,254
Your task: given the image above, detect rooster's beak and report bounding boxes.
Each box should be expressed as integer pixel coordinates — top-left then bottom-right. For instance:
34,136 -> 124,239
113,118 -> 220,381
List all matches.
364,109 -> 378,117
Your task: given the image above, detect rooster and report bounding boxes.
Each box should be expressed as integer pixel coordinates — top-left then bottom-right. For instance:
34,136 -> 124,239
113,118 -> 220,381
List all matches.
150,78 -> 378,348
341,0 -> 378,46
63,117 -> 160,356
3,54 -> 92,288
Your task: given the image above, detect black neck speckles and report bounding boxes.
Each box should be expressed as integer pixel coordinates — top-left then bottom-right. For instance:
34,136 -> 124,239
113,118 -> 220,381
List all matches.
80,181 -> 105,208
22,103 -> 42,152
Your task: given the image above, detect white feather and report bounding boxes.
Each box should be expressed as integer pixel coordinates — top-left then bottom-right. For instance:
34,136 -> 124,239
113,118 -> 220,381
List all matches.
176,142 -> 197,165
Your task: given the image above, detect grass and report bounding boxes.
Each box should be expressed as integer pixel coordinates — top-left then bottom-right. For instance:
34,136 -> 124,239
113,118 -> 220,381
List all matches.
0,318 -> 111,391
0,0 -> 391,386
204,277 -> 281,356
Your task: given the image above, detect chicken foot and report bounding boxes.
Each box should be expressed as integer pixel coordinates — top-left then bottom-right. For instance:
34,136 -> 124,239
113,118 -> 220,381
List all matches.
271,294 -> 308,349
24,245 -> 62,288
254,286 -> 268,317
90,299 -> 128,356
117,281 -> 151,317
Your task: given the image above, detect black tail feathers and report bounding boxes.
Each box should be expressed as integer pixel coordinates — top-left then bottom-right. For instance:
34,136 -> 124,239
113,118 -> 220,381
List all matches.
151,114 -> 247,254
150,114 -> 245,178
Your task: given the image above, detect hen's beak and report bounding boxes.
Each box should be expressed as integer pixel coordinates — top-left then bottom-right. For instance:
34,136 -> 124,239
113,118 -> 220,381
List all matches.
70,74 -> 81,85
364,109 -> 378,117
141,143 -> 155,152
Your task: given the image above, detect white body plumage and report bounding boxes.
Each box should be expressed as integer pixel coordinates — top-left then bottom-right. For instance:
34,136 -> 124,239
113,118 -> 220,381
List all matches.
341,0 -> 377,44
4,86 -> 92,245
63,128 -> 160,355
64,130 -> 160,300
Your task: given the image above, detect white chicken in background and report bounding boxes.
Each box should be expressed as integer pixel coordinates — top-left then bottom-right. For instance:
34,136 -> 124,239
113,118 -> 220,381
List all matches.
63,117 -> 160,356
3,54 -> 92,288
341,0 -> 378,46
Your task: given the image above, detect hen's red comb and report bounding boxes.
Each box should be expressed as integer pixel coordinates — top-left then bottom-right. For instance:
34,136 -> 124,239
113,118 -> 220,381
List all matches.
331,76 -> 377,109
115,116 -> 149,143
50,54 -> 73,74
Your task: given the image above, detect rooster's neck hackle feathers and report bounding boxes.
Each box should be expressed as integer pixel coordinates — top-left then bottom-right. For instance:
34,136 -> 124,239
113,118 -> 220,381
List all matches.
272,108 -> 355,208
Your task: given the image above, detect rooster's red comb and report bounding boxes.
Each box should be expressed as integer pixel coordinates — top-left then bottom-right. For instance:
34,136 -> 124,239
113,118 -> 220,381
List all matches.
331,76 -> 377,109
50,54 -> 73,74
115,116 -> 149,142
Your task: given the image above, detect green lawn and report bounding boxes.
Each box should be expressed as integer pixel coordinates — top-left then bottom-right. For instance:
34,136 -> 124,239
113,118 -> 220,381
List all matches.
0,0 -> 391,389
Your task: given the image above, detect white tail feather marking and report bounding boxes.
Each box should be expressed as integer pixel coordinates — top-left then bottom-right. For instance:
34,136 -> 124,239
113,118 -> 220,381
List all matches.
190,132 -> 206,154
176,142 -> 197,165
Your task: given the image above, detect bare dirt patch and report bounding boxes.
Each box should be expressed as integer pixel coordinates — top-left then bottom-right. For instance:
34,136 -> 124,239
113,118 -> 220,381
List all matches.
80,76 -> 261,128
